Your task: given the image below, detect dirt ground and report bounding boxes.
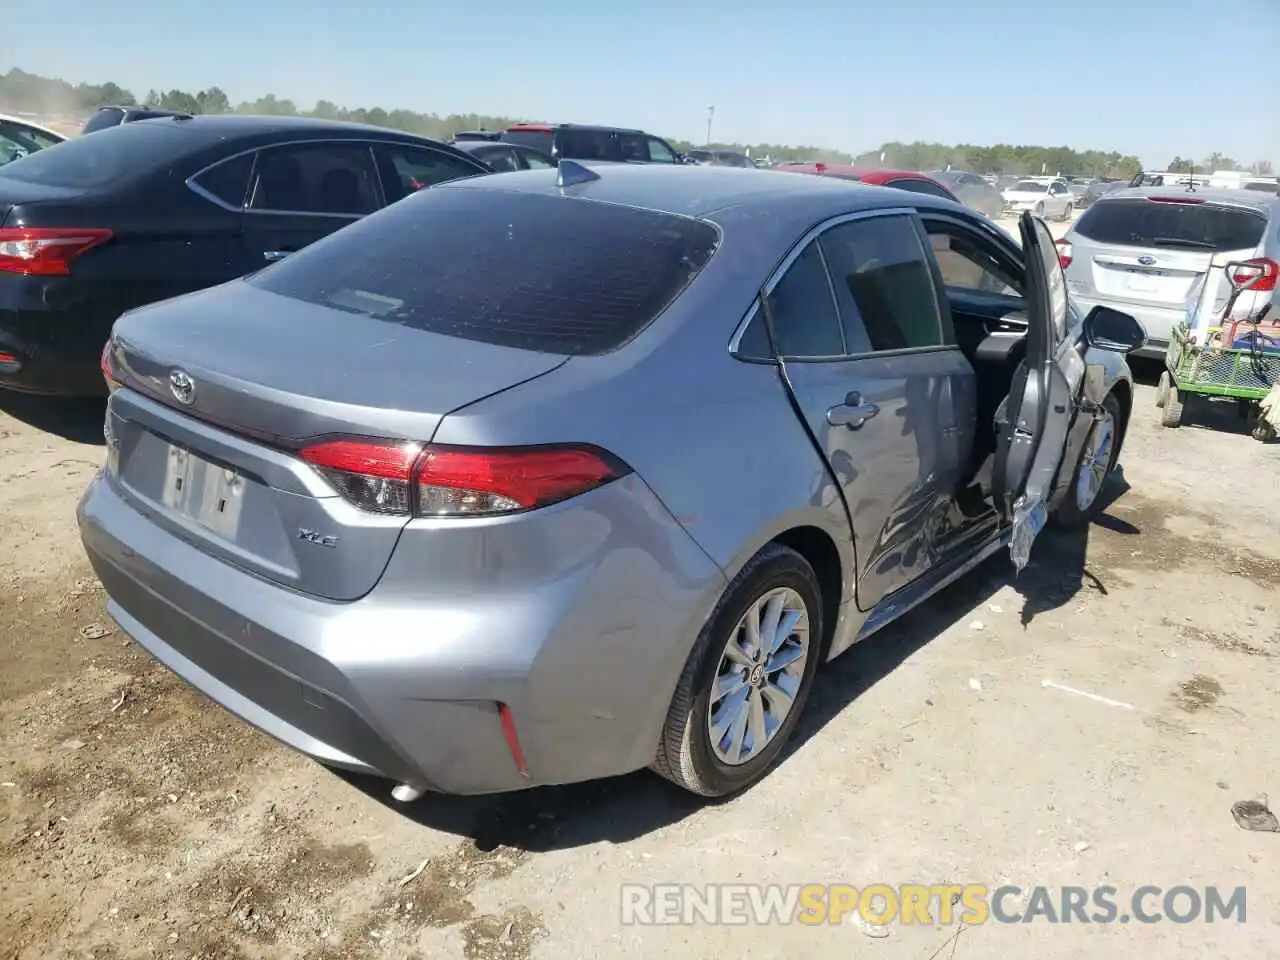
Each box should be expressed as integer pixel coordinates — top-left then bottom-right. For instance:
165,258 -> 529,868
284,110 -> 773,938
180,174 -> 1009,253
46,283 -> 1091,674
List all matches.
3,220 -> 1279,958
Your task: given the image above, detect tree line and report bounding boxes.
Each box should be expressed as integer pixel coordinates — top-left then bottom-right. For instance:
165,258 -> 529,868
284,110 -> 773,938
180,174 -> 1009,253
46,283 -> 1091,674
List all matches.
1,66 -> 1272,177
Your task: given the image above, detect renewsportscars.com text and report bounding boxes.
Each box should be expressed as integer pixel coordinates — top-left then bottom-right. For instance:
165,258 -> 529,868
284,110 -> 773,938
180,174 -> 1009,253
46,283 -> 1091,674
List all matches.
620,883 -> 1247,926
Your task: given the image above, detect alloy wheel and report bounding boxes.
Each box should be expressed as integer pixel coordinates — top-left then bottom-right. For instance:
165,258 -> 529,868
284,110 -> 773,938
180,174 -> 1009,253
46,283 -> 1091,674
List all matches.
1075,407 -> 1115,511
707,587 -> 810,765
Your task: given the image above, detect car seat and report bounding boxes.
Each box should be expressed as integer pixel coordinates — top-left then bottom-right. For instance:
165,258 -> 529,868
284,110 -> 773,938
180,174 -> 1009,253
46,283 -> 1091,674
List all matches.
319,167 -> 366,214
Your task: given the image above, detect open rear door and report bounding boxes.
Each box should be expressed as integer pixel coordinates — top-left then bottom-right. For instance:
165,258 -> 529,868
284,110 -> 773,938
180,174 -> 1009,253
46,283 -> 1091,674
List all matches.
992,212 -> 1085,571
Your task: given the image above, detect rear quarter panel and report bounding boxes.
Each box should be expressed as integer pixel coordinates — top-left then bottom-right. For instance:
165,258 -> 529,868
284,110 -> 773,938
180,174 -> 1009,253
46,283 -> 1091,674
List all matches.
428,226 -> 858,602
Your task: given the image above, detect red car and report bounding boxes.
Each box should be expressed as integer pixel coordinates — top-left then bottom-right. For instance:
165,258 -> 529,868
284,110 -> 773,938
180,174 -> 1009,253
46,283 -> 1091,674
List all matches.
776,162 -> 966,207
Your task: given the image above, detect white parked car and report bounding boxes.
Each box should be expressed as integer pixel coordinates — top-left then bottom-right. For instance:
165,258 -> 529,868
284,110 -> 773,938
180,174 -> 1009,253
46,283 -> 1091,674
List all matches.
0,113 -> 66,167
1001,178 -> 1075,221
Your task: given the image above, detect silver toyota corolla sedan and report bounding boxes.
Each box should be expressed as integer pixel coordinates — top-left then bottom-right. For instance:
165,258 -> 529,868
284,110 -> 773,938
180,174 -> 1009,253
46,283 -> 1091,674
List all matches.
79,163 -> 1143,800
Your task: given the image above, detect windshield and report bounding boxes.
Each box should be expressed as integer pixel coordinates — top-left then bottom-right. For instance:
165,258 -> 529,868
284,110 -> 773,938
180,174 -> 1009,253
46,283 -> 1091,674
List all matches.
248,185 -> 721,356
1010,180 -> 1043,192
0,120 -> 182,187
1074,198 -> 1267,252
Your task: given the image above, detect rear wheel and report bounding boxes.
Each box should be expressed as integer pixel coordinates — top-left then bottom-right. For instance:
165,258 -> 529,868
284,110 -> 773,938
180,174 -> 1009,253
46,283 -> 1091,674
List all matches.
1052,392 -> 1123,528
652,544 -> 822,798
1253,421 -> 1276,443
1156,371 -> 1171,408
1161,387 -> 1186,428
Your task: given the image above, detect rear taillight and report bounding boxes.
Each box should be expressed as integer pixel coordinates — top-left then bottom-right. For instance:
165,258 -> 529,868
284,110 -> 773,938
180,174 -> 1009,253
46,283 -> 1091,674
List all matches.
1056,238 -> 1073,269
0,227 -> 114,276
298,439 -> 628,517
1228,257 -> 1278,293
100,340 -> 119,391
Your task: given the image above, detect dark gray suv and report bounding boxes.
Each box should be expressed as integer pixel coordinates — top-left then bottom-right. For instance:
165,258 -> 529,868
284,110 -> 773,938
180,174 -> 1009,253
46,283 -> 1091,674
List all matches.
500,123 -> 683,164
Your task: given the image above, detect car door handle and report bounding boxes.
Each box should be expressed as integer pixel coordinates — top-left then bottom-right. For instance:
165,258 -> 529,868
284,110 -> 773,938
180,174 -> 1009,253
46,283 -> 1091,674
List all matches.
262,250 -> 293,262
826,393 -> 880,429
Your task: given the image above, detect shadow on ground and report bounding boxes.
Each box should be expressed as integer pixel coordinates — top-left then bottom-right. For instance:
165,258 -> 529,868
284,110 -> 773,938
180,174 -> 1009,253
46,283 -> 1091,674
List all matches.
342,472 -> 1139,852
0,391 -> 106,445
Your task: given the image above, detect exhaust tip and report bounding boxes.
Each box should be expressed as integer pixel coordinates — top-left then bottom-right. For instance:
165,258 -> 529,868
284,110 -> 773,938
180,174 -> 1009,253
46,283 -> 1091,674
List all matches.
391,783 -> 425,803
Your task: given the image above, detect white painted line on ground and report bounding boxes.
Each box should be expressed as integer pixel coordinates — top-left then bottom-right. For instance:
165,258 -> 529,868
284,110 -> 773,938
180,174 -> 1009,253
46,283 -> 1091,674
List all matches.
1041,679 -> 1136,711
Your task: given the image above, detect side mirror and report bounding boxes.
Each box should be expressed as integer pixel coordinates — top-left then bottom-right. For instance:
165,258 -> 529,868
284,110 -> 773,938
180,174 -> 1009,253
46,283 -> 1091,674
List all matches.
1225,259 -> 1272,292
1083,305 -> 1146,353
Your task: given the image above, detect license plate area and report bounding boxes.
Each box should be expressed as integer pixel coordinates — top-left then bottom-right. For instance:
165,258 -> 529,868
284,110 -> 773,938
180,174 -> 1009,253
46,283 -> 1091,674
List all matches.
1125,270 -> 1159,292
161,443 -> 246,539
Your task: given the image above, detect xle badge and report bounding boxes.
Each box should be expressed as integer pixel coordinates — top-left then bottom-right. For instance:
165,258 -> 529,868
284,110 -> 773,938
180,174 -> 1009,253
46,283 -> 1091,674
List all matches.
298,528 -> 339,548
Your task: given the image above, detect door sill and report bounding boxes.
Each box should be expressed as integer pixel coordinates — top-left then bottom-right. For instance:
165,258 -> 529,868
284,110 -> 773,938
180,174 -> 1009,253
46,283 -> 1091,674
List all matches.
853,525 -> 1006,646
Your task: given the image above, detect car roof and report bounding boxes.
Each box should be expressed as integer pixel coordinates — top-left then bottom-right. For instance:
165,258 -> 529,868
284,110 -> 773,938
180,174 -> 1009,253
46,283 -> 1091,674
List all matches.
506,122 -> 649,134
438,162 -> 964,226
0,113 -> 67,141
774,163 -> 939,185
1096,186 -> 1280,212
110,113 -> 449,148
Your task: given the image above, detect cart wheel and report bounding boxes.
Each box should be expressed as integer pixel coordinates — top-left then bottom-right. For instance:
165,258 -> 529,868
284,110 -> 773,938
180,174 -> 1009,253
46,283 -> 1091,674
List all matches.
1253,421 -> 1276,443
1156,371 -> 1171,409
1160,388 -> 1185,428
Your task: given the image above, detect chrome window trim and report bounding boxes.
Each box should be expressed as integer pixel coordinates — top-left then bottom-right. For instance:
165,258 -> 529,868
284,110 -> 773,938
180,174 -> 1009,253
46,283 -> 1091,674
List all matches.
184,137 -> 474,217
728,205 -> 963,362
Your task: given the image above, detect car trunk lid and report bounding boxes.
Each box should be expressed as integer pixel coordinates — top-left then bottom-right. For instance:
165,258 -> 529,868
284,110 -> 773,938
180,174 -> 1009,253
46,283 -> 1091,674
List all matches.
106,280 -> 569,601
1070,195 -> 1267,310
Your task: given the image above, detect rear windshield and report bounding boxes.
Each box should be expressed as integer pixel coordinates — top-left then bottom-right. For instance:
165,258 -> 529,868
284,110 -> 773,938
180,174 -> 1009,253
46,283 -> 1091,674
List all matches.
501,129 -> 555,153
1074,197 -> 1267,252
0,120 -> 183,188
81,108 -> 125,134
248,185 -> 721,356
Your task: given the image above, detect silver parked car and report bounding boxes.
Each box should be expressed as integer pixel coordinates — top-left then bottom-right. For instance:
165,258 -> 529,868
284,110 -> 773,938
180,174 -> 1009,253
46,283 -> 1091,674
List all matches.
1061,187 -> 1279,360
79,164 -> 1141,799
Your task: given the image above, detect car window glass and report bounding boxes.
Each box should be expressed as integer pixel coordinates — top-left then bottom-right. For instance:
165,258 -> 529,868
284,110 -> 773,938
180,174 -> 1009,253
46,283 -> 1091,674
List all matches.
3,122 -> 60,152
765,243 -> 843,357
0,126 -> 34,165
559,128 -> 612,160
734,303 -> 774,360
248,142 -> 379,215
520,149 -> 555,170
886,178 -> 952,200
191,152 -> 254,208
820,215 -> 949,353
1033,218 -> 1069,340
477,146 -> 520,173
924,225 -> 1021,296
646,137 -> 677,163
378,143 -> 481,203
1074,198 -> 1266,252
81,108 -> 125,134
617,133 -> 647,162
248,186 -> 720,356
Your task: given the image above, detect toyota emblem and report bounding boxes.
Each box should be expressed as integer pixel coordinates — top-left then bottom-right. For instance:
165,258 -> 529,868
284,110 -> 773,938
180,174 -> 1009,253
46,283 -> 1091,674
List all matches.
1137,255 -> 1157,266
169,369 -> 196,405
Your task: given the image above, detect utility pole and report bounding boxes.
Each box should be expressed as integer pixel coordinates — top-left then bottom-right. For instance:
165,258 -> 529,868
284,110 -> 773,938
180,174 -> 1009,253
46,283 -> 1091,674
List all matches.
706,106 -> 715,147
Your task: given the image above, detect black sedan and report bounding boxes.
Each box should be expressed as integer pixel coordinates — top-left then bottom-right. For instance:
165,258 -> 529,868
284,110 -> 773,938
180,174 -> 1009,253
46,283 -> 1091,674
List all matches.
0,114 -> 490,396
451,139 -> 558,172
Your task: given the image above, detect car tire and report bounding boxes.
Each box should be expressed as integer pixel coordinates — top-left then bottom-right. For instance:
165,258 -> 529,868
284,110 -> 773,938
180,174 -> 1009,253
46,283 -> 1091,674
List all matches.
651,543 -> 823,798
1061,203 -> 1074,222
1051,392 -> 1124,529
1252,421 -> 1276,443
1156,371 -> 1171,408
1034,202 -> 1045,216
1161,388 -> 1186,428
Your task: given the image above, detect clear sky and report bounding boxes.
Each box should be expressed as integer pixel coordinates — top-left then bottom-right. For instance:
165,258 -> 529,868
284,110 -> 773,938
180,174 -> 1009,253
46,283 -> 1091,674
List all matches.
3,0 -> 1276,167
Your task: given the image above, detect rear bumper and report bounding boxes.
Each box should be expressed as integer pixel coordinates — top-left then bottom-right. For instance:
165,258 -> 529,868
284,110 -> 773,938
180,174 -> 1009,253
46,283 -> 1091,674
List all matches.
1066,293 -> 1179,360
77,468 -> 726,795
0,308 -> 110,397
